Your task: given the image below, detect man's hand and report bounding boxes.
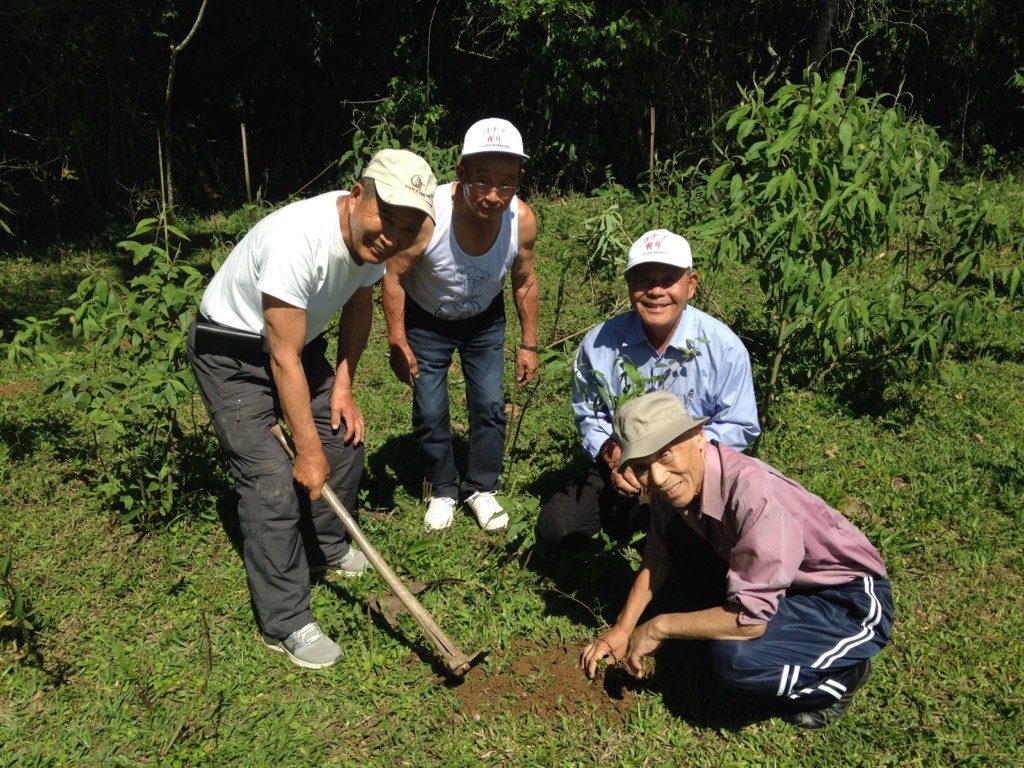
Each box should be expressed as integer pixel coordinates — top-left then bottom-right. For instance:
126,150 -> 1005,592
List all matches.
388,341 -> 419,386
599,438 -> 643,496
293,448 -> 331,501
623,619 -> 664,679
580,625 -> 630,679
515,347 -> 538,384
330,383 -> 364,445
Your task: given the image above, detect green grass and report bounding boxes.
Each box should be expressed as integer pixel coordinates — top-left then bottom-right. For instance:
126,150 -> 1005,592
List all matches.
2,189 -> 1024,766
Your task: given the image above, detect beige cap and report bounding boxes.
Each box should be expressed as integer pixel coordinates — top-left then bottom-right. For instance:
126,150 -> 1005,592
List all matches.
613,391 -> 708,465
363,149 -> 437,220
461,118 -> 529,160
625,229 -> 693,273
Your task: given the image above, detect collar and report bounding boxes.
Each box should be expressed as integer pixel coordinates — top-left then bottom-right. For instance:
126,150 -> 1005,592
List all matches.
622,308 -> 696,355
698,441 -> 726,522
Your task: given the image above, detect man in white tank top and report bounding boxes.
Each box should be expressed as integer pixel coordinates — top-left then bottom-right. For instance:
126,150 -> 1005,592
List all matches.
382,118 -> 540,532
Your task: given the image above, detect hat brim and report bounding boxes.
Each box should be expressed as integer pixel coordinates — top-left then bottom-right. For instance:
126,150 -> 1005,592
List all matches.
372,181 -> 435,221
624,254 -> 693,273
618,416 -> 708,465
460,149 -> 529,161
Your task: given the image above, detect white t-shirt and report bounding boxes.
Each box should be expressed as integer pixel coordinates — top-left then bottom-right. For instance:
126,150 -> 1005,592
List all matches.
401,183 -> 519,320
200,191 -> 384,344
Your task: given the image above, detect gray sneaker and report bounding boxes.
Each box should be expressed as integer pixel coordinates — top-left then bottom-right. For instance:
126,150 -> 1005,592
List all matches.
328,547 -> 371,577
261,621 -> 342,669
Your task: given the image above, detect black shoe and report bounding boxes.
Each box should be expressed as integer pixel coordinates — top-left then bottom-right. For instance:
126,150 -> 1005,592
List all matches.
782,707 -> 830,729
826,658 -> 873,719
781,659 -> 873,730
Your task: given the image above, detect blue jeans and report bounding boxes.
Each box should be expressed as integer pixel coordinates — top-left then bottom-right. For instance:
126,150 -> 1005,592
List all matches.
406,297 -> 507,500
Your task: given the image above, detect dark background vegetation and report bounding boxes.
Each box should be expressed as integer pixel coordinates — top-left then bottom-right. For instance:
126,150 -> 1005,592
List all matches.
1,0 -> 1022,242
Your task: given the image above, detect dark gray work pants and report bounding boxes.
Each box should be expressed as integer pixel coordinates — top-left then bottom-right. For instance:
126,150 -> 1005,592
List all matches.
187,320 -> 362,640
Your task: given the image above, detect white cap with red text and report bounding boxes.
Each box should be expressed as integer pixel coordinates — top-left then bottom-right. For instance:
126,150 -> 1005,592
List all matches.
461,118 -> 529,160
625,229 -> 693,273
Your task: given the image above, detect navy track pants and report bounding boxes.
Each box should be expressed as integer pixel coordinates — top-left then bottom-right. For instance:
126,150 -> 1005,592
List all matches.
708,576 -> 893,711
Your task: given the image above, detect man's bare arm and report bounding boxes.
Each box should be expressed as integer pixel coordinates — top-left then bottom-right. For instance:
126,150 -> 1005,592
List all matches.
263,294 -> 329,500
381,248 -> 426,386
510,200 -> 539,384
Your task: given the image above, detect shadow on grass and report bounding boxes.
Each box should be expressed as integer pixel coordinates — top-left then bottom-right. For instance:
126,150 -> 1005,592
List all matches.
601,644 -> 776,730
524,517 -> 780,728
364,432 -> 479,510
0,246 -> 140,335
317,576 -> 467,680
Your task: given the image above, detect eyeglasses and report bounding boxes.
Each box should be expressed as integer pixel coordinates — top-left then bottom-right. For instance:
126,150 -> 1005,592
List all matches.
629,443 -> 681,483
467,181 -> 518,197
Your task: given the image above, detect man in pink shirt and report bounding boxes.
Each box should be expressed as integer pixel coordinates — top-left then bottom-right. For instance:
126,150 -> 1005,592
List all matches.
580,392 -> 893,728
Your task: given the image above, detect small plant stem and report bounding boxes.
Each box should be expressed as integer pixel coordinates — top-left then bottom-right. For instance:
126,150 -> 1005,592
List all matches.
199,608 -> 212,695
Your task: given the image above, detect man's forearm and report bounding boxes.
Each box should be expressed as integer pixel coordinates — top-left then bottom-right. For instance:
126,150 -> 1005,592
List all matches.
270,354 -> 320,454
614,553 -> 671,632
648,606 -> 767,642
337,301 -> 372,390
381,272 -> 408,345
513,276 -> 539,347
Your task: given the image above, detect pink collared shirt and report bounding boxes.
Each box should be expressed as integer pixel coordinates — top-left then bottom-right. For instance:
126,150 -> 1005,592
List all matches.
646,441 -> 887,625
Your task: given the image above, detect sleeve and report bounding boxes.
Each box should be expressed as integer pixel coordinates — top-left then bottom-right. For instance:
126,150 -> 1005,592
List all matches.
359,263 -> 386,288
725,495 -> 806,625
702,336 -> 761,451
256,232 -> 317,309
571,337 -> 615,460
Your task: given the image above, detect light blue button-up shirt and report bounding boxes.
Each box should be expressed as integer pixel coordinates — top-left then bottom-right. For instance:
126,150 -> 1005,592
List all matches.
572,305 -> 760,458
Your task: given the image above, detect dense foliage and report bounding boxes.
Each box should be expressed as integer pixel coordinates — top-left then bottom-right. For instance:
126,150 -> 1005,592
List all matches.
1,1 -> 1022,240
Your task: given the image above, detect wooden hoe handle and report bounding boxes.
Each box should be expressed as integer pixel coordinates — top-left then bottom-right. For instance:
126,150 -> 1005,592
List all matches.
270,424 -> 479,676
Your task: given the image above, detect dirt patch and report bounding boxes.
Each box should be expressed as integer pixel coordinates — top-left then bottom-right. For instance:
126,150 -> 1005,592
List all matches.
0,380 -> 36,397
367,581 -> 428,627
451,642 -> 644,723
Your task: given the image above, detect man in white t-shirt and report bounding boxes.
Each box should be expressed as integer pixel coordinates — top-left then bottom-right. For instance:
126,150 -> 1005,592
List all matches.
382,118 -> 539,532
187,149 -> 436,669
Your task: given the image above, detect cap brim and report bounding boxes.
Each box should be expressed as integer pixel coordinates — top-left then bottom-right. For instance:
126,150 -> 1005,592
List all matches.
373,182 -> 435,221
618,417 -> 708,465
461,149 -> 529,161
624,254 -> 692,273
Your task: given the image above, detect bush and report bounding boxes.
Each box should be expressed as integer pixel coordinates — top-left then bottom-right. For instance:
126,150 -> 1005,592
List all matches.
695,64 -> 1021,402
4,218 -> 205,523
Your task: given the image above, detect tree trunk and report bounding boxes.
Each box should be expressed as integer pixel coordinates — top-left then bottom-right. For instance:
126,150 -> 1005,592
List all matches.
164,0 -> 210,215
807,0 -> 839,78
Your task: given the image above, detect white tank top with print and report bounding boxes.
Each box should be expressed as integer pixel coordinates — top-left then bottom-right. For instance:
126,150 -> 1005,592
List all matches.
402,182 -> 519,320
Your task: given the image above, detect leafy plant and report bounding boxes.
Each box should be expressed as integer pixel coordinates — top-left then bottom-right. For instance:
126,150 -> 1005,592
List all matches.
1,552 -> 35,661
339,78 -> 461,183
577,350 -> 704,423
4,218 -> 205,523
579,178 -> 635,278
699,64 -> 1021,401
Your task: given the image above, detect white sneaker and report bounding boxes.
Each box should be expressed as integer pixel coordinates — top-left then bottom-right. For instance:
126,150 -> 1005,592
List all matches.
328,547 -> 371,577
424,496 -> 457,530
260,621 -> 341,669
465,491 -> 508,531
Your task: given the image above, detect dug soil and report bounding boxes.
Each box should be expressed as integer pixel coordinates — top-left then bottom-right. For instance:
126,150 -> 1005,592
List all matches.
451,642 -> 646,723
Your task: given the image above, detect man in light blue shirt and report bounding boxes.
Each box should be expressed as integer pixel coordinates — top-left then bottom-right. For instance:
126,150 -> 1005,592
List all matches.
535,229 -> 760,547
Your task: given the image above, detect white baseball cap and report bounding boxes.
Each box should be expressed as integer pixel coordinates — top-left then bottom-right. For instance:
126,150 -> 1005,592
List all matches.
625,229 -> 693,273
461,118 -> 529,161
363,149 -> 438,220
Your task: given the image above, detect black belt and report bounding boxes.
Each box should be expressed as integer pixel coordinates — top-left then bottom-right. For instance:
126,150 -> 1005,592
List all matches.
193,313 -> 268,361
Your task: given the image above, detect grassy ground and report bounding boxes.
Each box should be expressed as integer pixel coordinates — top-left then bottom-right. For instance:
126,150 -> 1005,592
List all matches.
2,189 -> 1023,766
